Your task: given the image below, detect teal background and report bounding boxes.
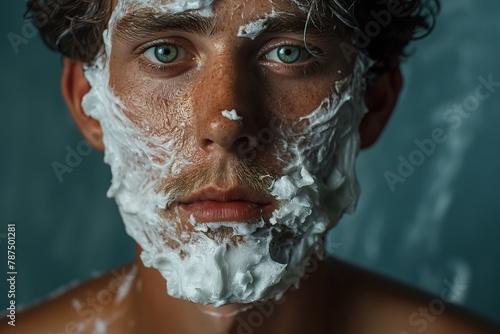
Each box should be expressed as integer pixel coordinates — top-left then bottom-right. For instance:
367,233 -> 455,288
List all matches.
1,0 -> 499,325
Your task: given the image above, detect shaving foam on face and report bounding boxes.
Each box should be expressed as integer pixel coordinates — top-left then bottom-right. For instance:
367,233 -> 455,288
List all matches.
237,17 -> 270,40
82,0 -> 372,307
119,0 -> 215,16
221,109 -> 243,121
162,0 -> 214,15
237,10 -> 281,40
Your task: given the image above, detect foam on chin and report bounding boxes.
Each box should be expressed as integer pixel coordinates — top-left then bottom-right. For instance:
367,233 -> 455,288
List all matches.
81,0 -> 372,307
142,221 -> 289,306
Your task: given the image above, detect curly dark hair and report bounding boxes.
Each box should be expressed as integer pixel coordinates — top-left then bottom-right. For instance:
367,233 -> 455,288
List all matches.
25,0 -> 440,69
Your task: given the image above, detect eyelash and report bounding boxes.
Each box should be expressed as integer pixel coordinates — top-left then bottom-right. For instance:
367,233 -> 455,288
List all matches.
137,39 -> 175,55
137,39 -> 326,76
136,39 -> 190,73
258,41 -> 326,75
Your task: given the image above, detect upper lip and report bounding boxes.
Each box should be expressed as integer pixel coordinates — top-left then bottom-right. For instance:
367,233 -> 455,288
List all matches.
178,187 -> 272,205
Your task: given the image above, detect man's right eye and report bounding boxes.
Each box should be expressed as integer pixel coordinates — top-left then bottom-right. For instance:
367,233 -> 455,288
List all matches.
143,42 -> 191,64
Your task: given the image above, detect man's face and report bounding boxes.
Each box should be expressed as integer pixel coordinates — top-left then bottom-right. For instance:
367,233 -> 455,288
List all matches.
82,0 -> 371,306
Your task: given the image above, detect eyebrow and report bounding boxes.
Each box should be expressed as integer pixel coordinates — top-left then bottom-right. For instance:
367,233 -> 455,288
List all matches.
114,9 -> 341,43
114,10 -> 218,42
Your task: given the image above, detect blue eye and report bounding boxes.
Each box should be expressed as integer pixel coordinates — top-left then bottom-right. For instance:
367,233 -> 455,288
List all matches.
143,43 -> 190,64
154,44 -> 178,63
266,45 -> 309,64
277,46 -> 301,63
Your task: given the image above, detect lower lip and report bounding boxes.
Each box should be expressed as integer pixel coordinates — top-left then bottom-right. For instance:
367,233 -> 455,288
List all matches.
179,201 -> 269,222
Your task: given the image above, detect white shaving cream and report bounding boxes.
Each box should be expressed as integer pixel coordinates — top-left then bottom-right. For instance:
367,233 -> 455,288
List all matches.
163,0 -> 214,15
221,109 -> 243,121
82,0 -> 372,307
237,15 -> 272,40
119,0 -> 215,16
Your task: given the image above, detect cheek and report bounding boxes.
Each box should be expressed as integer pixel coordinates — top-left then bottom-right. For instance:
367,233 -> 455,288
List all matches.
109,65 -> 195,137
264,78 -> 336,123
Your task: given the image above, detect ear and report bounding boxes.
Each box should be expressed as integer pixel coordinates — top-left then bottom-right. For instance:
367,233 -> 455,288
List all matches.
61,58 -> 104,151
359,57 -> 403,149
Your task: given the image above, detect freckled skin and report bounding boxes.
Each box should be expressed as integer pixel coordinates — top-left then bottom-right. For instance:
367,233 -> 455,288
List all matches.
109,0 -> 352,173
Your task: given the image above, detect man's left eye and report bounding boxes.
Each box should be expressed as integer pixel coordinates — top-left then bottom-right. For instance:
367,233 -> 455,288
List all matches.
265,45 -> 311,64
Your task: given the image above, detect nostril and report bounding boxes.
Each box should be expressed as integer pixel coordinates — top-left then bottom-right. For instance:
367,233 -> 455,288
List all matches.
199,113 -> 249,152
197,106 -> 265,154
200,138 -> 215,150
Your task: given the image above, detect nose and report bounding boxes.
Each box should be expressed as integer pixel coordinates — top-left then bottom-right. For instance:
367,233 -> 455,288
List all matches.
192,57 -> 262,154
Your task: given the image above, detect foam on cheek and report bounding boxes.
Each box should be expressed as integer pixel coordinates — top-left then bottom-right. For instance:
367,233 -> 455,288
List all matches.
81,0 -> 196,260
259,54 -> 373,293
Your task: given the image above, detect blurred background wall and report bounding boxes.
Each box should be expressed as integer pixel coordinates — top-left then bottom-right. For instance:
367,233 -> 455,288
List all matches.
1,0 -> 499,324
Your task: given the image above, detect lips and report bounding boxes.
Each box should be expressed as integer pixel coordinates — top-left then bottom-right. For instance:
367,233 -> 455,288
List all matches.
177,187 -> 274,223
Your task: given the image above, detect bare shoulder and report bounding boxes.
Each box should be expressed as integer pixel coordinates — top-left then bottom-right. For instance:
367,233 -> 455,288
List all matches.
0,263 -> 138,334
326,257 -> 500,334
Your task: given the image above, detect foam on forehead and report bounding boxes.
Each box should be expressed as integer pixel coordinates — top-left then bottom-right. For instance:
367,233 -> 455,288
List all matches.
117,0 -> 215,13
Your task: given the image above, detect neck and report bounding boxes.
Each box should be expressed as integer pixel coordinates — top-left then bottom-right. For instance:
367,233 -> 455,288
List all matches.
130,250 -> 334,334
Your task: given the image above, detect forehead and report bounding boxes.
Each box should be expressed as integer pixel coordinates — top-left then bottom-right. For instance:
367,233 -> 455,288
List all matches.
110,0 -> 345,43
109,0 -> 321,30
112,0 -> 310,15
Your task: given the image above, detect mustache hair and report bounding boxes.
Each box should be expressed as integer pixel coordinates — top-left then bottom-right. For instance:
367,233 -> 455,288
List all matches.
162,157 -> 277,208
